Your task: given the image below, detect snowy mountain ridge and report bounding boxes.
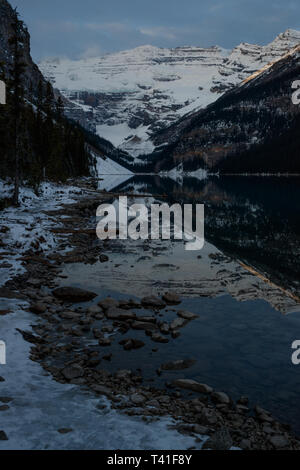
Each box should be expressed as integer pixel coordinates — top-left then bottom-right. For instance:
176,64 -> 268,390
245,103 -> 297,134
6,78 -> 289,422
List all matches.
39,29 -> 300,161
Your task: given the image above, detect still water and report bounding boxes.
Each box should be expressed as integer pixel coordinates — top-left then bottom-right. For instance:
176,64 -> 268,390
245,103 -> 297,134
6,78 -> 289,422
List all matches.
63,175 -> 300,432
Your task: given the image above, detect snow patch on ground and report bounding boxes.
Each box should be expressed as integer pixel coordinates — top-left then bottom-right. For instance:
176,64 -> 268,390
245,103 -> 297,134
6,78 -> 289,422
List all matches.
0,299 -> 207,450
0,180 -> 209,449
0,180 -> 84,286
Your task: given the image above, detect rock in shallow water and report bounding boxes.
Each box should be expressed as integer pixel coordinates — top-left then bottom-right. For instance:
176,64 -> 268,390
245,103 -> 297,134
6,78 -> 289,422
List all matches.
172,379 -> 213,394
177,310 -> 199,320
211,391 -> 230,404
98,297 -> 119,310
106,307 -> 136,321
30,303 -> 47,314
161,359 -> 196,371
0,431 -> 8,440
52,287 -> 97,302
162,292 -> 182,305
141,296 -> 166,309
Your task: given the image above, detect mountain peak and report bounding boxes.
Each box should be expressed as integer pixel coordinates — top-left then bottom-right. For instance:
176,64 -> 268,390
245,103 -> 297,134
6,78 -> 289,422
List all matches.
39,28 -> 300,160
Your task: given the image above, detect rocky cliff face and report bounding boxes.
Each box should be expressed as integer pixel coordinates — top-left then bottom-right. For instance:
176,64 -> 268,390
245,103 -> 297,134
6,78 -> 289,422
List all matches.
39,30 -> 300,161
148,44 -> 300,173
0,0 -> 48,99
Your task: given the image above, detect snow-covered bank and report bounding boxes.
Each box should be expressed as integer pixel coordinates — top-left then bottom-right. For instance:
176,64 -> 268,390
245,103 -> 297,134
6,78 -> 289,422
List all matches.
0,178 -> 208,450
0,299 -> 206,450
0,180 -> 84,286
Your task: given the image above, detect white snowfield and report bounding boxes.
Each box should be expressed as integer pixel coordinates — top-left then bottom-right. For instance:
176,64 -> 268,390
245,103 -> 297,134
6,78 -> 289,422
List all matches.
39,29 -> 300,158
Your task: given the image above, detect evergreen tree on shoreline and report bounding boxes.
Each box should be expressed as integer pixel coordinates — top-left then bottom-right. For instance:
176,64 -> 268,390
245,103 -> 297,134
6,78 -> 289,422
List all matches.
8,8 -> 26,206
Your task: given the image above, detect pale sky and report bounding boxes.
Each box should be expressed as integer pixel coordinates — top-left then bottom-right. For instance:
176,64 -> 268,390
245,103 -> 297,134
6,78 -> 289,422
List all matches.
10,0 -> 300,60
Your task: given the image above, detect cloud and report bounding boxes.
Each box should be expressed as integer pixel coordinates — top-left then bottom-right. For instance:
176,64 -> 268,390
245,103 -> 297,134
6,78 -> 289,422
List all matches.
86,22 -> 131,33
139,27 -> 177,40
11,0 -> 300,61
79,45 -> 103,59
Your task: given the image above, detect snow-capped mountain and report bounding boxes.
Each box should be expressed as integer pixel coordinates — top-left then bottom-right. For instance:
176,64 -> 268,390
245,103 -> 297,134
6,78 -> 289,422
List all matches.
148,44 -> 300,174
39,29 -> 300,161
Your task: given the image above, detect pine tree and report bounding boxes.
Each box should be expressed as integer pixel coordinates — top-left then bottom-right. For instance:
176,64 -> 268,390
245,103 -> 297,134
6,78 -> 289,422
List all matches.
8,8 -> 26,206
56,96 -> 64,122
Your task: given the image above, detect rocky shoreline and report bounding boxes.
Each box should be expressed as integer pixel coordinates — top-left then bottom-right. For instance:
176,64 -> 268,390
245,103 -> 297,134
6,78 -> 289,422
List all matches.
1,185 -> 300,450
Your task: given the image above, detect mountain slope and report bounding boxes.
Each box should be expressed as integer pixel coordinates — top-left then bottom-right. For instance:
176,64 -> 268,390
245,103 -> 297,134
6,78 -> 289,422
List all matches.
0,0 -> 48,100
145,44 -> 300,174
0,0 -> 92,188
39,29 -> 300,161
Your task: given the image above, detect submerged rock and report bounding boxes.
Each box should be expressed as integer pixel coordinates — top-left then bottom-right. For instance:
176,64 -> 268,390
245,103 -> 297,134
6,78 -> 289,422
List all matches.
170,317 -> 187,330
120,338 -> 145,350
177,310 -> 199,320
151,333 -> 169,343
52,287 -> 97,302
161,359 -> 196,371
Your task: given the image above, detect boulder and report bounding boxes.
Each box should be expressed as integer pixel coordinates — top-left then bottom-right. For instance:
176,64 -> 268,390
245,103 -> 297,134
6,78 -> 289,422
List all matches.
30,303 -> 47,314
211,391 -> 230,404
177,310 -> 198,320
141,296 -> 166,309
0,431 -> 8,441
172,379 -> 213,394
106,307 -> 136,321
61,365 -> 84,380
203,428 -> 233,450
98,298 -> 119,310
131,321 -> 158,331
268,435 -> 289,449
151,333 -> 169,343
162,292 -> 182,305
130,393 -> 146,405
170,317 -> 187,330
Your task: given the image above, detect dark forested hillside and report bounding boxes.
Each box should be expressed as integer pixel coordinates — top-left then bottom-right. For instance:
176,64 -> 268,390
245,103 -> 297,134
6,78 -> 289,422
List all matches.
145,45 -> 300,174
0,0 -> 92,200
